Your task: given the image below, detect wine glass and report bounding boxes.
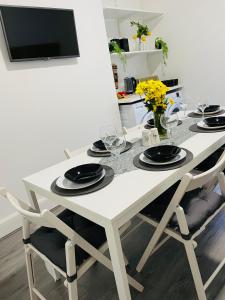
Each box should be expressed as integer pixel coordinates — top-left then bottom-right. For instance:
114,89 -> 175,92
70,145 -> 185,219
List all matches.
99,125 -> 126,173
195,97 -> 209,120
160,113 -> 179,141
104,133 -> 126,158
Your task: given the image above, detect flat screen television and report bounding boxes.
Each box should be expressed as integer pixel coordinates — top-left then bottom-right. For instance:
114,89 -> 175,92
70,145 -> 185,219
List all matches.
0,5 -> 80,61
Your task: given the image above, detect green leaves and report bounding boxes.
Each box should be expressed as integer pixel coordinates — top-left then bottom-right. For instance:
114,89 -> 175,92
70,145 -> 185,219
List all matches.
155,37 -> 169,65
130,21 -> 150,38
109,41 -> 127,69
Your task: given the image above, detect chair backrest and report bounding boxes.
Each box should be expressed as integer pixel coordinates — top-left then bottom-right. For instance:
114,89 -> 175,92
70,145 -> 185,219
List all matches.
0,188 -> 76,241
187,149 -> 225,192
64,145 -> 88,159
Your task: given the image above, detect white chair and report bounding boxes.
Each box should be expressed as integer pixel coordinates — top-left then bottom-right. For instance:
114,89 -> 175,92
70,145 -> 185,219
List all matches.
136,150 -> 225,300
64,145 -> 88,160
0,188 -> 143,300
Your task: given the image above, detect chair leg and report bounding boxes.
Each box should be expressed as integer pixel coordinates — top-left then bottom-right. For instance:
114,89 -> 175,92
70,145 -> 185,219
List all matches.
123,253 -> 129,266
24,246 -> 36,300
184,241 -> 207,300
136,223 -> 165,272
68,280 -> 78,300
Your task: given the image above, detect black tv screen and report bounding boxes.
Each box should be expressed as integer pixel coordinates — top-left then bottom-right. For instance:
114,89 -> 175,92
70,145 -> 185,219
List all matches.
0,6 -> 80,61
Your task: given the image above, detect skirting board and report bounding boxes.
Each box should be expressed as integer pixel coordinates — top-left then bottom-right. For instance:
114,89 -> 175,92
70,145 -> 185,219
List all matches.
0,197 -> 57,239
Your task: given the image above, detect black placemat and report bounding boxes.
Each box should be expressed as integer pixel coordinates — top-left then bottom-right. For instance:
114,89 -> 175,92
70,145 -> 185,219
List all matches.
51,166 -> 114,196
87,141 -> 133,158
188,109 -> 225,118
133,148 -> 193,171
189,123 -> 225,133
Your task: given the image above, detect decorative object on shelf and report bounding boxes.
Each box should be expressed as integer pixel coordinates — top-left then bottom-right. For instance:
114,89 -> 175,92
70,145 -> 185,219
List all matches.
136,79 -> 174,138
112,64 -> 118,89
124,77 -> 137,94
130,21 -> 152,51
155,37 -> 169,65
109,40 -> 127,69
120,38 -> 130,52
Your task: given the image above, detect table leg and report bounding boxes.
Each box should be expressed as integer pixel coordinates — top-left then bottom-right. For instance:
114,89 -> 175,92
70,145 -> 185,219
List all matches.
106,223 -> 131,300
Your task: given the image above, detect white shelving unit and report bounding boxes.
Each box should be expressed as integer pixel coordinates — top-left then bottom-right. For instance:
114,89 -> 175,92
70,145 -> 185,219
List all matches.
103,7 -> 163,21
110,49 -> 162,58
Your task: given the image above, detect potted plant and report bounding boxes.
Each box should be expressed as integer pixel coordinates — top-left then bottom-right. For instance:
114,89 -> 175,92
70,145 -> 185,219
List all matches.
130,21 -> 152,51
155,37 -> 169,65
135,79 -> 174,138
109,40 -> 126,69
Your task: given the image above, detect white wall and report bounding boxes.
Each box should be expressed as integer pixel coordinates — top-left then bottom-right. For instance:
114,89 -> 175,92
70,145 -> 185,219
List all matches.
141,0 -> 225,104
0,0 -> 121,236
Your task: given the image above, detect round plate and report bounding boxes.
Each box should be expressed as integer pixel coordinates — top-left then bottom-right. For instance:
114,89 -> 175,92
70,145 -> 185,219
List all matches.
194,109 -> 221,116
90,145 -> 109,154
139,149 -> 187,166
197,120 -> 225,130
56,169 -> 106,190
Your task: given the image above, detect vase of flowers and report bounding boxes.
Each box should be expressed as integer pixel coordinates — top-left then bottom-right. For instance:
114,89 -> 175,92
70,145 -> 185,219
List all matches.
135,80 -> 174,139
130,21 -> 152,51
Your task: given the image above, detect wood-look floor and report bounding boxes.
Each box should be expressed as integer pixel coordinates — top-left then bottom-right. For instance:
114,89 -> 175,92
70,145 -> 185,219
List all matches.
1,212 -> 225,300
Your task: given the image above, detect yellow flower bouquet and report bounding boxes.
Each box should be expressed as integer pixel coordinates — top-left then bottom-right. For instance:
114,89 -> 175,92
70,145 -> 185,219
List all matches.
136,79 -> 175,137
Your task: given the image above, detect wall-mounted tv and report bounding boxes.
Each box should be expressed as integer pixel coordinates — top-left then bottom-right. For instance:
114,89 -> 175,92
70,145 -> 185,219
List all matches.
0,5 -> 80,62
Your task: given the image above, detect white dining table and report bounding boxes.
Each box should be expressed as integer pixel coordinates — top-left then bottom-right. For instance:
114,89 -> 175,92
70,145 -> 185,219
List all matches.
23,123 -> 225,300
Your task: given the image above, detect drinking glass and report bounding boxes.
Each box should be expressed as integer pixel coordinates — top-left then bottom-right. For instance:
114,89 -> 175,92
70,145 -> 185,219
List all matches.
99,125 -> 127,173
195,97 -> 209,120
160,113 -> 179,141
180,103 -> 188,119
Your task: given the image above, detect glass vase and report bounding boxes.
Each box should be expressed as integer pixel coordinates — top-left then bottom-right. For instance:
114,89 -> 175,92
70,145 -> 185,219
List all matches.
135,38 -> 142,51
154,112 -> 167,139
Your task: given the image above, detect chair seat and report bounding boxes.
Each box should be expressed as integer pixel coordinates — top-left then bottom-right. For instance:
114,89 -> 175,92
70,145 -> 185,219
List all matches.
30,209 -> 106,273
141,184 -> 225,234
194,146 -> 225,172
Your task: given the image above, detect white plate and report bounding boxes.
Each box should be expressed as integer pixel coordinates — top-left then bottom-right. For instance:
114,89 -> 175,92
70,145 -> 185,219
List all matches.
197,120 -> 225,130
139,149 -> 187,166
194,109 -> 221,116
56,169 -> 106,190
90,145 -> 109,154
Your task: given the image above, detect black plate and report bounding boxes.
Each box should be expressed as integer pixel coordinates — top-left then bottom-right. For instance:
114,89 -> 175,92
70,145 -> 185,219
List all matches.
93,140 -> 106,151
144,145 -> 181,162
64,164 -> 103,183
198,105 -> 220,113
204,116 -> 225,127
147,119 -> 155,127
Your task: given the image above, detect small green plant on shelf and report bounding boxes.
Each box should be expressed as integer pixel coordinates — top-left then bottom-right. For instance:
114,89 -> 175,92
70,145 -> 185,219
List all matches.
109,41 -> 126,69
130,21 -> 152,51
155,37 -> 169,65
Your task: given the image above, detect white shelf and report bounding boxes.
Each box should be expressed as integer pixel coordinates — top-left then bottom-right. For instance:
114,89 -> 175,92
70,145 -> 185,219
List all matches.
110,49 -> 162,58
103,7 -> 163,21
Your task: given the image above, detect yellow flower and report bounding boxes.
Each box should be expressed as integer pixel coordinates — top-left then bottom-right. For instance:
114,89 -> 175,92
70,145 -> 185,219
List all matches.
135,79 -> 169,113
133,34 -> 138,40
141,35 -> 147,42
147,31 -> 152,36
169,98 -> 175,105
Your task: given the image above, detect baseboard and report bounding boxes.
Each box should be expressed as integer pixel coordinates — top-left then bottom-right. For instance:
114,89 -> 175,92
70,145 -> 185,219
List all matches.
0,198 -> 57,240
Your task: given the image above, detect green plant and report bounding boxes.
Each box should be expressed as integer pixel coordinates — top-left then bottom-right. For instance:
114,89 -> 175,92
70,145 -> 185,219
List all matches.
109,41 -> 126,68
155,37 -> 169,65
130,21 -> 151,41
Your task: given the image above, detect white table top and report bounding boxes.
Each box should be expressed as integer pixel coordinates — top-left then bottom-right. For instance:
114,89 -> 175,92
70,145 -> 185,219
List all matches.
23,125 -> 225,228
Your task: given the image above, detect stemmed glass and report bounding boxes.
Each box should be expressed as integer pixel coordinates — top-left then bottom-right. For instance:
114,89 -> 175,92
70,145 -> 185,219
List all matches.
160,113 -> 179,142
99,125 -> 127,174
195,97 -> 209,120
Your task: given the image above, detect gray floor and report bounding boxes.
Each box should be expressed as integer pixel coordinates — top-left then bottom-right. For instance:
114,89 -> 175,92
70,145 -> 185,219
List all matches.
1,213 -> 225,300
